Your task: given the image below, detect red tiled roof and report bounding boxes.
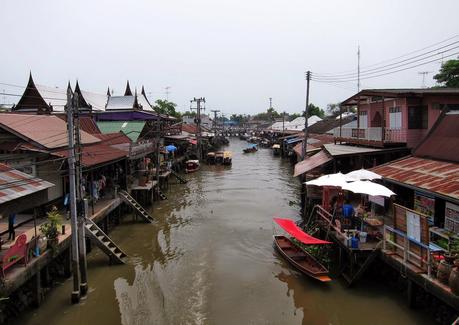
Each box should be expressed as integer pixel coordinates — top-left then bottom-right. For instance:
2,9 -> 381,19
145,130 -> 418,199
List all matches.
415,112 -> 459,163
182,123 -> 198,134
0,113 -> 100,149
372,156 -> 459,201
94,132 -> 131,145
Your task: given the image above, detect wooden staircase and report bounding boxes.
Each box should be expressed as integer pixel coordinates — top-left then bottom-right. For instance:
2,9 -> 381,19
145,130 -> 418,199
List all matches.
119,190 -> 155,223
171,169 -> 187,184
85,218 -> 127,264
157,189 -> 168,200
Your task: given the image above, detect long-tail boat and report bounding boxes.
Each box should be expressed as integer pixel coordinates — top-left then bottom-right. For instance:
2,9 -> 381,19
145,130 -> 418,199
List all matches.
273,218 -> 332,282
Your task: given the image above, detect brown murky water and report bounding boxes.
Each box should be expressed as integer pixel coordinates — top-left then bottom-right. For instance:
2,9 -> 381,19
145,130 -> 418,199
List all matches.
21,139 -> 433,325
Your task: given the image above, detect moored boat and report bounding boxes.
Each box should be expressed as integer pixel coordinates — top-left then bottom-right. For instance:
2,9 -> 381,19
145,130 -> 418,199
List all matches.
243,143 -> 258,153
273,218 -> 331,282
272,144 -> 281,156
207,152 -> 216,164
185,160 -> 200,173
215,151 -> 224,164
223,151 -> 232,165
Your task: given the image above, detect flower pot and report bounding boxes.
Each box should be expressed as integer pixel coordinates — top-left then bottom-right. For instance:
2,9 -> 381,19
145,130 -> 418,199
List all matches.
438,260 -> 453,284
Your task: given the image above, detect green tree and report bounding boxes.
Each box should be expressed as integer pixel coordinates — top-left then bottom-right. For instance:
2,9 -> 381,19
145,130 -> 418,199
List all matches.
307,103 -> 325,118
326,103 -> 341,116
288,113 -> 301,121
434,59 -> 459,88
182,111 -> 196,118
153,99 -> 181,118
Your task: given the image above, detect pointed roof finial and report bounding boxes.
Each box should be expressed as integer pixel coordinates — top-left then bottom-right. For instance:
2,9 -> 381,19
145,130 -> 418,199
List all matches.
107,86 -> 111,97
74,80 -> 81,92
141,85 -> 146,96
124,80 -> 133,96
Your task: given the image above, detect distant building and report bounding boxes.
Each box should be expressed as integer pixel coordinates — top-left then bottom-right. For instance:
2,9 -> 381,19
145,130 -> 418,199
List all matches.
182,114 -> 213,129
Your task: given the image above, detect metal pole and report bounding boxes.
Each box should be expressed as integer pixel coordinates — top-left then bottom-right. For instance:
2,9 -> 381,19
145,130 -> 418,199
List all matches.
66,88 -> 80,304
302,71 -> 311,160
156,117 -> 161,187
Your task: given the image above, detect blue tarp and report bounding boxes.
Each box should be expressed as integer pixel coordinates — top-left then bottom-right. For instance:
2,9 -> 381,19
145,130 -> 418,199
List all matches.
247,143 -> 257,148
166,144 -> 177,152
285,137 -> 302,145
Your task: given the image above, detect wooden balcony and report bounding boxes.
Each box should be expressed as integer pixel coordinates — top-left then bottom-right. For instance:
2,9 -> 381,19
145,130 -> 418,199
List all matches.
334,127 -> 407,147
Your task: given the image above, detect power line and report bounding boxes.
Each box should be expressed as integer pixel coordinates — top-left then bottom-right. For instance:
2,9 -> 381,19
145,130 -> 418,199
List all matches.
313,44 -> 459,81
311,51 -> 459,83
314,34 -> 459,76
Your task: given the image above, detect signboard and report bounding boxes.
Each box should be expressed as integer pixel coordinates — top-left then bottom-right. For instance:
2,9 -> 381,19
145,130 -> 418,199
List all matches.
369,195 -> 385,207
414,191 -> 435,225
445,202 -> 459,234
406,210 -> 421,242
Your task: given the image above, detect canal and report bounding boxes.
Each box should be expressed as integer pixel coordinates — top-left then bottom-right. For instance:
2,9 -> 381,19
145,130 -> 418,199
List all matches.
21,139 -> 433,324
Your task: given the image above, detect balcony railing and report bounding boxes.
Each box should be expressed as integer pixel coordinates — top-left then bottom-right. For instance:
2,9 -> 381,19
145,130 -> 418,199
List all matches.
334,127 -> 407,143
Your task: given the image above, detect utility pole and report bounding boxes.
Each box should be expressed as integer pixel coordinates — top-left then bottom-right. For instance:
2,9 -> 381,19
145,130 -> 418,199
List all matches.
418,71 -> 432,88
282,111 -> 286,134
66,88 -> 80,304
302,71 -> 311,160
155,116 -> 161,183
302,71 -> 311,218
164,86 -> 171,101
191,97 -> 205,160
211,109 -> 220,136
357,45 -> 361,93
73,93 -> 88,296
269,97 -> 273,109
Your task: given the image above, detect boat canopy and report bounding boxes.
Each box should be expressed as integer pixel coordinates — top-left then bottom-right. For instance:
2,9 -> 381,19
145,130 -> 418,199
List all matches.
273,218 -> 331,245
247,143 -> 257,148
272,144 -> 281,149
223,151 -> 232,158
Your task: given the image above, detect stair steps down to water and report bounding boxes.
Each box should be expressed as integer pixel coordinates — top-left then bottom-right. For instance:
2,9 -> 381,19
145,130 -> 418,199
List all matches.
157,189 -> 168,200
119,190 -> 155,223
171,170 -> 188,184
85,218 -> 127,264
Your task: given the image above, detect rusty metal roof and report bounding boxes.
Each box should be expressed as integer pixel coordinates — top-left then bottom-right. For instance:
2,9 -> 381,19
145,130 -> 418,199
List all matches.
372,156 -> 459,202
79,117 -> 101,134
294,150 -> 332,177
0,163 -> 54,204
0,113 -> 100,149
54,142 -> 127,168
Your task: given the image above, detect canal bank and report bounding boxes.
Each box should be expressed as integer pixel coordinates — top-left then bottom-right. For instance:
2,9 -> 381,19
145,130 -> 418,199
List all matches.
19,139 -> 433,324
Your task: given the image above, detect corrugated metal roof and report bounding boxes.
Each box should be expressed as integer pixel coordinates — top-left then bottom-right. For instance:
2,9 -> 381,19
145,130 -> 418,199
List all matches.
0,163 -> 54,204
54,142 -> 127,168
292,134 -> 334,157
415,111 -> 459,163
323,143 -> 384,157
80,90 -> 108,111
97,121 -> 145,142
137,94 -> 154,111
372,156 -> 459,201
294,150 -> 332,177
0,113 -> 100,149
79,117 -> 101,134
105,96 -> 136,110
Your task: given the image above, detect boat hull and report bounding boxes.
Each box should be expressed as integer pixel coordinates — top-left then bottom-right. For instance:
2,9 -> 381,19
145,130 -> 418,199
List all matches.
273,235 -> 331,282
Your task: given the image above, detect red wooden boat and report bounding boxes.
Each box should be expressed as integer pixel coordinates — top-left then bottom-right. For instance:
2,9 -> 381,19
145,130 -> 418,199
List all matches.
273,218 -> 331,283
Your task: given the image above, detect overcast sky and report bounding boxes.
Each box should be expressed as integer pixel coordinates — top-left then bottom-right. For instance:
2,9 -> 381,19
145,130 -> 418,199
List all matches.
1,0 -> 458,116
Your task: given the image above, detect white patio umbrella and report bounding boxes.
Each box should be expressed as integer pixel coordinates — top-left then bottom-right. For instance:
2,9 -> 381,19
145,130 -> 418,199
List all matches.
345,168 -> 382,181
305,172 -> 350,188
341,180 -> 395,197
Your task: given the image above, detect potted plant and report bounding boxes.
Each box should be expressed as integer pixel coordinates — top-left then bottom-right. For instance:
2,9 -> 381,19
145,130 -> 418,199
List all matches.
39,206 -> 62,252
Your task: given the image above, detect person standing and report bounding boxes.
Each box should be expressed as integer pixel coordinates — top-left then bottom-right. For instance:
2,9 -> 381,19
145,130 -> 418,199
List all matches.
8,212 -> 16,241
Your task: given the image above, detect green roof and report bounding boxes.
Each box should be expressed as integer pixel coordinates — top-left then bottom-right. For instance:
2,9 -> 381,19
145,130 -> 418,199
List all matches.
97,121 -> 146,142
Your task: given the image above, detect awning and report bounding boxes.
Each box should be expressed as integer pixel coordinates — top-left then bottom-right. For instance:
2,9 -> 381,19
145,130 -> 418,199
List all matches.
294,150 -> 332,177
285,137 -> 302,145
0,163 -> 54,204
189,139 -> 197,145
274,218 -> 331,245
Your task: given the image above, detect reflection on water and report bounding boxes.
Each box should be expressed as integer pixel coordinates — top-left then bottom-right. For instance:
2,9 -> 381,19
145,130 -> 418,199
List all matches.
20,139 -> 433,325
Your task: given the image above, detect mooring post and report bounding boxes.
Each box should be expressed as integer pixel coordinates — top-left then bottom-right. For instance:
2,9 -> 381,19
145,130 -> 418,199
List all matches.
32,272 -> 42,307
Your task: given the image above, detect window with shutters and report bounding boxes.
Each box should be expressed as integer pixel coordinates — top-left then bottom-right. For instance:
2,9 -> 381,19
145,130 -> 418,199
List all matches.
389,107 -> 402,129
359,111 -> 368,128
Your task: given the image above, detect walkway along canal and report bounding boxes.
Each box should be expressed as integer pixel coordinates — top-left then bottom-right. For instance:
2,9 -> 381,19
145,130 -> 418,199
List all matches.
20,139 -> 434,324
